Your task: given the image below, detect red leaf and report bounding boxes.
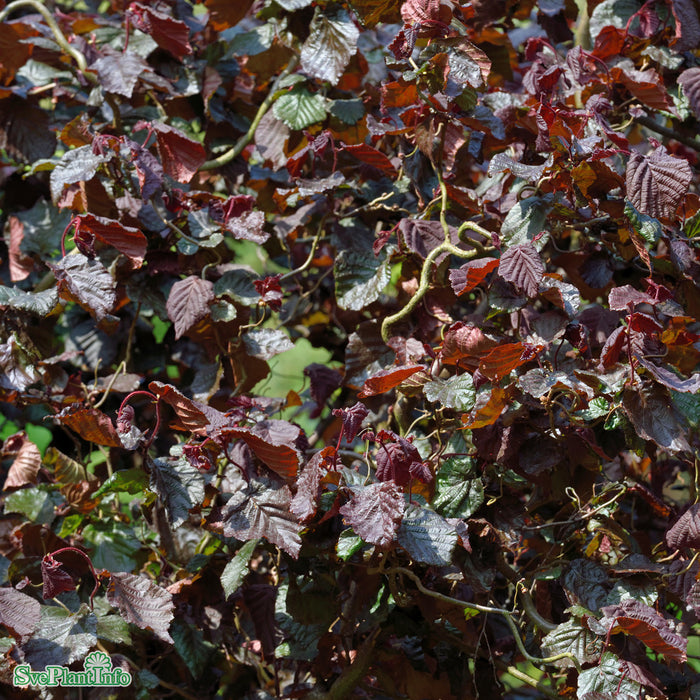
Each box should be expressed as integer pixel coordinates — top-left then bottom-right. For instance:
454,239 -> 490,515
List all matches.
290,446 -> 336,523
341,143 -> 397,176
150,122 -> 206,183
478,343 -> 528,381
7,216 -> 33,282
440,322 -> 498,366
166,276 -> 214,340
148,381 -> 210,432
339,481 -> 405,547
610,65 -> 675,113
215,420 -> 303,483
358,365 -> 424,398
626,147 -> 692,220
450,258 -> 499,296
602,598 -> 687,662
56,405 -> 123,448
74,213 -> 148,266
401,0 -> 456,25
666,504 -> 700,550
107,572 -> 174,644
462,386 -> 508,428
127,3 -> 192,60
498,243 -> 544,297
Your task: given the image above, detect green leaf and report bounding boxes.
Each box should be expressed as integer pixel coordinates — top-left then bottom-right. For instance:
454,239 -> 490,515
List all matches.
577,651 -> 642,699
329,98 -> 365,124
95,468 -> 149,496
624,201 -> 662,243
82,521 -> 142,572
243,329 -> 294,360
672,390 -> 700,426
149,455 -> 206,530
397,504 -> 458,566
96,614 -> 133,645
336,528 -> 365,560
541,618 -> 603,668
423,373 -> 476,411
0,287 -> 58,316
171,618 -> 216,679
275,579 -> 324,661
49,146 -> 109,204
213,267 -> 260,305
228,22 -> 277,56
301,5 -> 359,86
273,88 -> 327,130
500,196 -> 550,250
335,247 -> 392,311
432,456 -> 484,519
221,539 -> 258,598
4,486 -> 62,524
23,605 -> 97,671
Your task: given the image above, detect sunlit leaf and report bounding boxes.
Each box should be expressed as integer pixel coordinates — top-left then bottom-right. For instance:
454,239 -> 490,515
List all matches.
107,572 -> 174,644
273,88 -> 327,130
339,480 -> 404,547
301,6 -> 359,86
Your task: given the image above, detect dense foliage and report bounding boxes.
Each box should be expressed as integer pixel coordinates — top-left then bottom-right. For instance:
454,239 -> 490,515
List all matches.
1,0 -> 700,697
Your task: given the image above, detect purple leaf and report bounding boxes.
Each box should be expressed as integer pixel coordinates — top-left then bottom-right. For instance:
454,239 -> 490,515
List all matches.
608,284 -> 655,311
622,381 -> 690,453
375,434 -> 423,486
41,554 -> 77,599
304,363 -> 343,418
107,572 -> 174,644
637,358 -> 700,393
90,50 -> 148,98
225,210 -> 269,244
679,67 -> 700,119
166,276 -> 214,340
0,95 -> 56,163
339,480 -> 405,547
208,470 -> 302,558
626,147 -> 692,220
51,253 -> 116,321
498,243 -> 544,297
126,3 -> 192,60
0,587 -> 41,639
332,401 -> 369,443
666,504 -> 700,550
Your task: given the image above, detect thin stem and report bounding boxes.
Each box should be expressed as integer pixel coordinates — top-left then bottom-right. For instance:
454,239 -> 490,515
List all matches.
47,547 -> 101,609
0,0 -> 93,79
382,566 -> 580,670
633,114 -> 700,153
505,665 -> 559,700
92,361 -> 126,409
280,216 -> 327,282
118,390 -> 161,449
200,55 -> 300,171
381,240 -> 483,343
